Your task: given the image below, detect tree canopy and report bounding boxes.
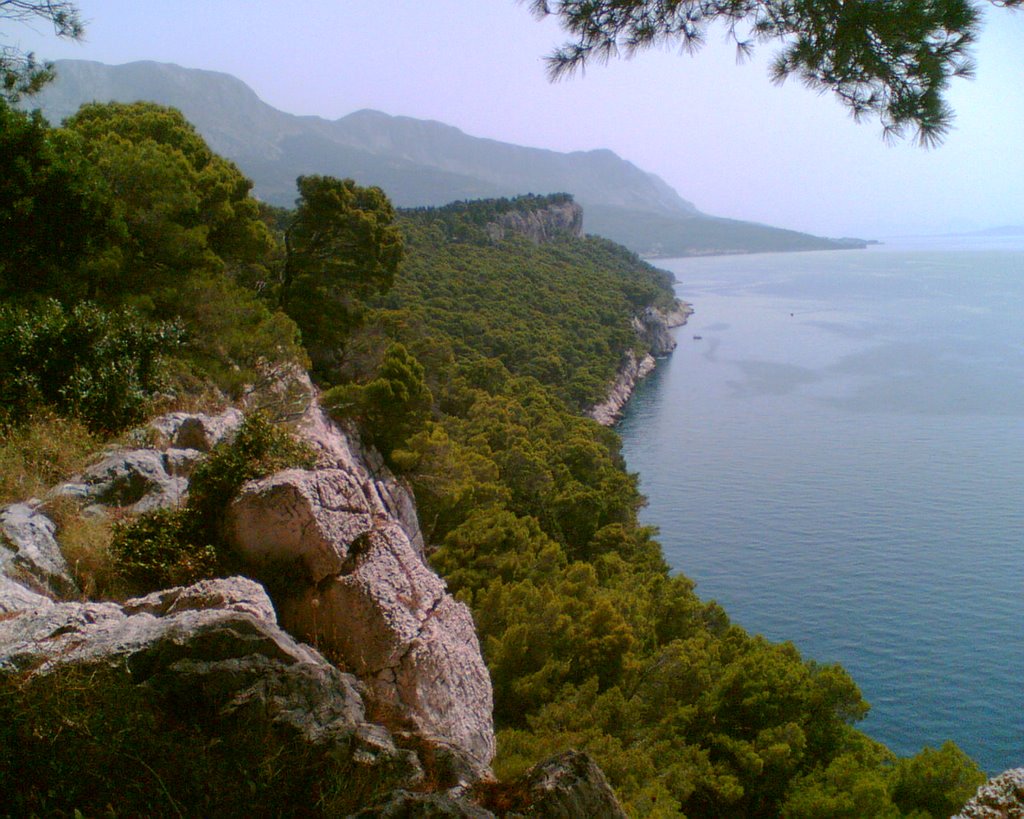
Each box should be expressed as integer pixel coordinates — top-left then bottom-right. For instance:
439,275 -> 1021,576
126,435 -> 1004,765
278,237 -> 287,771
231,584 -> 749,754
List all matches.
280,175 -> 404,379
528,0 -> 1021,144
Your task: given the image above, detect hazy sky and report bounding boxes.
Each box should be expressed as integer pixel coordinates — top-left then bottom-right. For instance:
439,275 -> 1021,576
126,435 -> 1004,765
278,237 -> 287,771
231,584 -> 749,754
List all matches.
8,1 -> 1024,237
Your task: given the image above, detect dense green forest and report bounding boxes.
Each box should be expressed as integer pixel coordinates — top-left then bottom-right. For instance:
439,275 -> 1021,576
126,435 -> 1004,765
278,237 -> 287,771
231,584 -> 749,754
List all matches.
0,99 -> 984,817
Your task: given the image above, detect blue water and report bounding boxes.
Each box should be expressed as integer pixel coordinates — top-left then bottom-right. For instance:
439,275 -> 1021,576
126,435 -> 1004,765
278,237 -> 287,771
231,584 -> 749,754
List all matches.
617,237 -> 1024,774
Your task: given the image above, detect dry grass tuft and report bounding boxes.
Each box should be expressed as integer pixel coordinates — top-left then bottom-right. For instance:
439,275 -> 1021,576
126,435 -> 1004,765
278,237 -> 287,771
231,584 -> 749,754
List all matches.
44,496 -> 126,601
0,412 -> 101,506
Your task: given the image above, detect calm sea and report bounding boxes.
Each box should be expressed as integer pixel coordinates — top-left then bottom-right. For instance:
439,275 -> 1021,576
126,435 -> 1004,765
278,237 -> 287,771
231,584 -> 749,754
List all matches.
618,236 -> 1024,773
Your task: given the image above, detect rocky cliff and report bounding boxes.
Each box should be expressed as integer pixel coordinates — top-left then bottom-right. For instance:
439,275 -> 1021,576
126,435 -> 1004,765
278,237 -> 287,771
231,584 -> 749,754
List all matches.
485,199 -> 584,244
588,302 -> 693,426
0,381 -> 629,814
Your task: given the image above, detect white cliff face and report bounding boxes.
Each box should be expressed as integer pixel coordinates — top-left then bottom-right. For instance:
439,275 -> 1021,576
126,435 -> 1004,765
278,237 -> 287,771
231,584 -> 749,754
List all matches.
587,351 -> 657,427
586,302 -> 692,426
484,200 -> 584,244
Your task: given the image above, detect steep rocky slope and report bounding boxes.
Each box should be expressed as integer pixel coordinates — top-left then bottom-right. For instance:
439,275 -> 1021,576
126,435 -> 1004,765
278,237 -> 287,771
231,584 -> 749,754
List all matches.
0,382 -> 626,814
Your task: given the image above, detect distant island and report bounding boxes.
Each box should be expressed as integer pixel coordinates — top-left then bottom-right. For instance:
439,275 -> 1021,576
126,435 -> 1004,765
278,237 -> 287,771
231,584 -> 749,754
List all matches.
26,59 -> 869,259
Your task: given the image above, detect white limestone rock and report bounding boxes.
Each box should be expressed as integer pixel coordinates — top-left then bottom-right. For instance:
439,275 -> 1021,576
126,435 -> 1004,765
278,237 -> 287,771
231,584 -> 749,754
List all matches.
0,502 -> 77,598
148,407 -> 244,452
954,768 -> 1024,818
279,524 -> 495,766
226,468 -> 375,584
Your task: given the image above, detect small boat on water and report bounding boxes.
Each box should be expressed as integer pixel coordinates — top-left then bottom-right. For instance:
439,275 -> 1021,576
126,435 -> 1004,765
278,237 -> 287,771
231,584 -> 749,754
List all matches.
693,335 -> 703,340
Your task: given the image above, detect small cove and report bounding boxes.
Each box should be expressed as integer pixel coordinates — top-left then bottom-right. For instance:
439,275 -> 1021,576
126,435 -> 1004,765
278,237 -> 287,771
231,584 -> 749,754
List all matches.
618,238 -> 1024,773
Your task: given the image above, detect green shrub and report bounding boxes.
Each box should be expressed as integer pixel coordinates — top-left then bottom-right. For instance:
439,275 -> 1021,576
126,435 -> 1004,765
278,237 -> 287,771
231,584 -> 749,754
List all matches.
111,507 -> 219,594
0,663 -> 395,817
186,411 -> 316,538
324,342 -> 432,461
0,299 -> 181,433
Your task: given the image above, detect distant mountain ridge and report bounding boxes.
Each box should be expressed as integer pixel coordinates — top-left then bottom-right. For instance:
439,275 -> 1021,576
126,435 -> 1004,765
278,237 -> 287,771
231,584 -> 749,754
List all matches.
28,59 -> 862,256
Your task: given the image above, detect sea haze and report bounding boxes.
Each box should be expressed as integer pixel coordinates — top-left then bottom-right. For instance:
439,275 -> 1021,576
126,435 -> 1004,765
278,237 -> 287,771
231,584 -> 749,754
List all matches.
618,237 -> 1024,773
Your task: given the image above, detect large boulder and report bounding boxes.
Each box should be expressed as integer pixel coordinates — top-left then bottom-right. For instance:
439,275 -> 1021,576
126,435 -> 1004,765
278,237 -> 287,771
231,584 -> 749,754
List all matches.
0,574 -> 53,615
954,768 -> 1024,818
227,405 -> 494,769
225,468 -> 377,584
512,750 -> 628,818
49,409 -> 244,515
296,402 -> 426,555
0,577 -> 314,674
278,524 -> 496,768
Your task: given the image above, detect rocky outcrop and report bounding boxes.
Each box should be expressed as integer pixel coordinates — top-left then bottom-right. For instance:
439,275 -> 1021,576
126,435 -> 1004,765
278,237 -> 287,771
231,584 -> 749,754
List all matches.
49,408 -> 244,515
954,768 -> 1024,818
513,750 -> 628,818
0,390 -> 575,811
485,200 -> 584,244
227,405 -> 496,769
587,301 -> 692,426
147,407 -> 244,451
54,447 -> 193,512
0,503 -> 77,603
295,400 -> 426,556
0,576 -> 422,812
588,350 -> 657,426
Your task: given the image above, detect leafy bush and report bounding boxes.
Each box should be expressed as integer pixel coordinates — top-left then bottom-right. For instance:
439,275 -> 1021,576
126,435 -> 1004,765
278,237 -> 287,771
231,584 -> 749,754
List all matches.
111,507 -> 219,593
186,411 -> 316,538
0,299 -> 181,433
0,664 -> 397,816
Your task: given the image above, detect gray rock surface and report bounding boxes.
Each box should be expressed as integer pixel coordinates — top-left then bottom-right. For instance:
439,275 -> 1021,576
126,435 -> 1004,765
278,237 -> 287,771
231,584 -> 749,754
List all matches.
296,402 -> 426,556
56,447 -> 189,513
515,750 -> 628,819
226,467 -> 375,584
148,407 -> 244,451
954,768 -> 1024,818
485,200 -> 584,244
50,409 -> 243,515
0,576 -> 307,674
587,350 -> 657,426
279,523 -> 495,767
0,574 -> 54,615
226,390 -> 493,767
0,503 -> 77,598
0,576 -> 422,807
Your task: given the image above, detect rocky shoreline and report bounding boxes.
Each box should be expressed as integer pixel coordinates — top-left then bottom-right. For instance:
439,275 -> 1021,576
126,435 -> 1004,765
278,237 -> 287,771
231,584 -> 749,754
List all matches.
587,300 -> 692,426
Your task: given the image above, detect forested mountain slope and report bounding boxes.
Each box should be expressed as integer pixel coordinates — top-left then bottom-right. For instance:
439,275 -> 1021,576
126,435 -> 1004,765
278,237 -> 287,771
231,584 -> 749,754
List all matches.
27,59 -> 865,257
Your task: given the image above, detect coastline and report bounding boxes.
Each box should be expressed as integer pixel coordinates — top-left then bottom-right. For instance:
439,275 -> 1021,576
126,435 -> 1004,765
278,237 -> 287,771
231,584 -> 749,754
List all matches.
587,299 -> 692,426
